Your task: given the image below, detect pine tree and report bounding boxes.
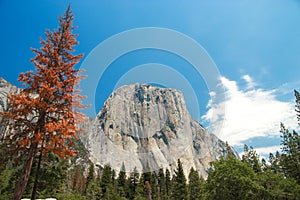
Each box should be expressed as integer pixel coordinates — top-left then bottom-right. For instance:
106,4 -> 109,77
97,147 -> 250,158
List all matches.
144,180 -> 152,200
171,159 -> 188,200
188,167 -> 202,200
204,157 -> 261,199
118,163 -> 127,197
150,172 -> 159,200
127,167 -> 140,200
0,161 -> 17,200
111,169 -> 117,194
86,174 -> 101,200
3,5 -> 86,200
269,151 -> 283,174
72,165 -> 85,194
141,163 -> 153,200
100,164 -> 114,199
32,152 -> 68,197
280,123 -> 300,183
242,144 -> 261,173
85,162 -> 94,194
134,172 -> 148,200
225,141 -> 235,158
158,168 -> 167,200
165,168 -> 171,199
257,169 -> 300,199
295,89 -> 300,124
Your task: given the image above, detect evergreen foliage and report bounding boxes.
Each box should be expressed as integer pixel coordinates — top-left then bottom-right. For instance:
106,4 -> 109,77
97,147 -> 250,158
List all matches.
171,159 -> 188,200
280,123 -> 300,183
127,167 -> 140,200
158,168 -> 167,200
204,156 -> 263,199
188,167 -> 203,200
269,151 -> 283,174
85,162 -> 94,194
242,144 -> 261,173
117,163 -> 127,197
0,132 -> 299,199
165,168 -> 171,199
100,164 -> 114,199
257,170 -> 300,199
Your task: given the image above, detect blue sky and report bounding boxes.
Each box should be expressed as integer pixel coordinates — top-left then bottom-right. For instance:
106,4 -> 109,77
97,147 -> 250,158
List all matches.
1,0 -> 300,156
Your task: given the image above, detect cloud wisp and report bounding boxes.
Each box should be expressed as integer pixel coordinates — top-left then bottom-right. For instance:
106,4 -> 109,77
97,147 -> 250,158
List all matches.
238,145 -> 281,161
202,75 -> 297,147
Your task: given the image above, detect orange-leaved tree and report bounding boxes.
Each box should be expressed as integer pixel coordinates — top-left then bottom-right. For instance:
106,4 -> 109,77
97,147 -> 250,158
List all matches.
3,6 -> 86,200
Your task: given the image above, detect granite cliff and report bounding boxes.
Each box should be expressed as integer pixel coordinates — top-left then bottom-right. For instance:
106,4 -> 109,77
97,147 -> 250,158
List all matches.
87,83 -> 237,178
0,78 -> 19,140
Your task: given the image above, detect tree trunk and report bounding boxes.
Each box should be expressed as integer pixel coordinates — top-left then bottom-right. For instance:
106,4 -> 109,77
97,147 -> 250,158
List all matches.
145,181 -> 152,200
31,149 -> 43,200
13,142 -> 37,200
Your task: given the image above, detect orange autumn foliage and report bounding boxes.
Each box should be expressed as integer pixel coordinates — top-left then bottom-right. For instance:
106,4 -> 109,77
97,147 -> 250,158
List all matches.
4,6 -> 87,159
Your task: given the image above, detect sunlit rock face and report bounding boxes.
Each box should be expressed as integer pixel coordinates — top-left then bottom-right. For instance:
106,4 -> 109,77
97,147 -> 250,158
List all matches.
0,78 -> 19,113
87,83 -> 238,178
0,78 -> 19,140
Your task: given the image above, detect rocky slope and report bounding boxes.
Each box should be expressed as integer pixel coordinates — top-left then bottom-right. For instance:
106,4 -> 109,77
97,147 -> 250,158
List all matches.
0,78 -> 19,113
0,78 -> 19,140
87,83 -> 238,178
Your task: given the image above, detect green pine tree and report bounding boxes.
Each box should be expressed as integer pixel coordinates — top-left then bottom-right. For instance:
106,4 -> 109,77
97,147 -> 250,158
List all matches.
100,164 -> 114,199
0,161 -> 17,200
171,159 -> 188,200
280,123 -> 300,183
158,168 -> 167,200
150,172 -> 159,200
141,163 -> 153,200
165,168 -> 171,199
85,162 -> 94,194
188,167 -> 203,200
86,175 -> 101,200
127,167 -> 140,200
242,144 -> 261,173
204,156 -> 262,200
117,163 -> 127,197
269,151 -> 283,174
111,169 -> 117,194
258,169 -> 300,199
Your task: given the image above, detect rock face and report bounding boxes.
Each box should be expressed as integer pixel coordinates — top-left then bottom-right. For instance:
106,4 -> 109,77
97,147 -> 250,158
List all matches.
0,78 -> 19,140
0,78 -> 19,113
87,83 -> 237,178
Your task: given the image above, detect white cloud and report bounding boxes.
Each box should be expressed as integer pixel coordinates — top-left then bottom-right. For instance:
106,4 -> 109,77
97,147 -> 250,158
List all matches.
238,145 -> 281,161
202,75 -> 297,146
242,74 -> 256,89
276,81 -> 300,95
254,145 -> 281,156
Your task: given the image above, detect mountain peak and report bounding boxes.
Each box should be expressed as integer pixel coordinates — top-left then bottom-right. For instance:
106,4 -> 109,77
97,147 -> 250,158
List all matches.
88,84 -> 237,178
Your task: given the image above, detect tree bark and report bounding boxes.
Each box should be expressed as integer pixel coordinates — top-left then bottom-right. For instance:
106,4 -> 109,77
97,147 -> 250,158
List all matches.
13,142 -> 37,200
31,149 -> 43,200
